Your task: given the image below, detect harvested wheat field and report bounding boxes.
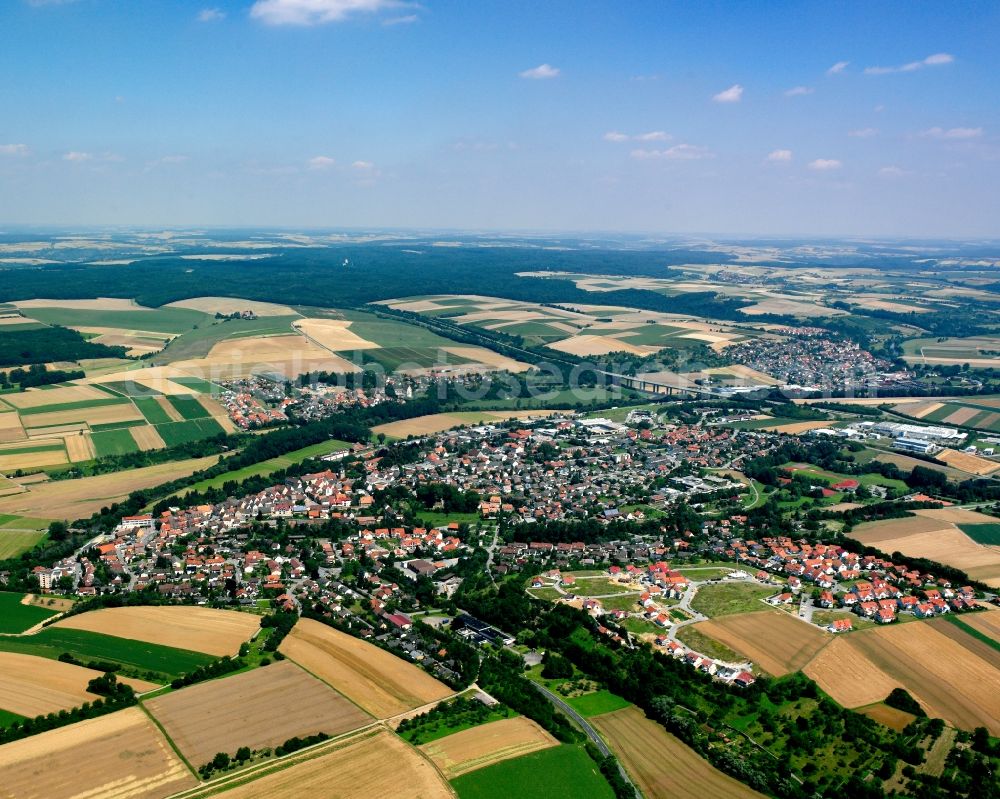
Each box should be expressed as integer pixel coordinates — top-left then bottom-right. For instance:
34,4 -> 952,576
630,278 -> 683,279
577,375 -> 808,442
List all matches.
0,447 -> 67,472
804,623 -> 1000,734
144,661 -> 370,766
166,296 -> 298,316
1,384 -> 110,409
173,334 -> 359,379
0,412 -> 26,443
0,455 -> 220,519
936,448 -> 1000,476
294,318 -> 378,350
373,410 -> 562,439
592,705 -> 767,799
279,618 -> 452,718
960,607 -> 1000,643
203,728 -> 451,799
0,652 -> 101,716
420,716 -> 557,779
23,402 -> 144,430
548,334 -> 655,357
854,511 -> 1000,588
64,433 -> 96,462
764,421 -> 836,434
0,706 -> 196,799
857,703 -> 918,732
693,611 -> 829,676
54,605 -> 259,657
440,346 -> 530,372
130,425 -> 166,451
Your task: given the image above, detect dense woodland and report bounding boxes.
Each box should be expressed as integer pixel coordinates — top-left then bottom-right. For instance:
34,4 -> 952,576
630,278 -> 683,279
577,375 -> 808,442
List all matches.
0,326 -> 125,366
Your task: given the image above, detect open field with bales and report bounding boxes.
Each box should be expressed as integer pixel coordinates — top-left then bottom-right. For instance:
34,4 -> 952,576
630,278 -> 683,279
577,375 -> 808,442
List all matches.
0,652 -> 102,717
419,716 -> 558,779
854,509 -> 1000,588
53,605 -> 261,657
0,706 -> 197,799
278,618 -> 453,718
592,705 -> 767,799
803,622 -> 1000,734
144,661 -> 371,766
0,455 -> 221,520
693,611 -> 829,675
184,728 -> 451,799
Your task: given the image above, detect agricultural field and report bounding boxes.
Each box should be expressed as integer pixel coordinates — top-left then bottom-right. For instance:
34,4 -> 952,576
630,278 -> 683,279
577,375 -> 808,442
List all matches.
53,605 -> 261,657
190,728 -> 451,799
0,528 -> 46,558
854,508 -> 1000,588
381,294 -> 758,357
591,705 -> 767,799
0,652 -> 103,717
0,627 -> 215,679
691,611 -> 829,675
896,397 -> 1000,433
144,661 -> 371,766
373,409 -> 565,439
0,590 -> 61,633
420,716 -> 558,779
803,622 -> 1000,734
450,744 -> 615,799
856,702 -> 918,732
902,335 -> 1000,367
0,455 -> 221,520
0,706 -> 197,799
278,618 -> 453,718
690,582 -> 774,617
562,689 -> 631,718
956,607 -> 1000,643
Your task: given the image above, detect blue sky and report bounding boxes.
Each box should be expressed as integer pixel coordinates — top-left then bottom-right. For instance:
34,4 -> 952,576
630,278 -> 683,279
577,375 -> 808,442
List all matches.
0,0 -> 997,236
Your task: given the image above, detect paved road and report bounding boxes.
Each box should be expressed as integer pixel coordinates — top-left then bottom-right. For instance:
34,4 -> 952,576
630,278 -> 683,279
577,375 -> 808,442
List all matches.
532,682 -> 640,798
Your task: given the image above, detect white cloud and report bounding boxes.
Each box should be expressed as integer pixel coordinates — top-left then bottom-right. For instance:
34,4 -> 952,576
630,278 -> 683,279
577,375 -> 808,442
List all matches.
352,160 -> 374,169
878,166 -> 911,178
631,144 -> 712,161
250,0 -> 408,26
382,13 -> 417,25
198,8 -> 226,21
785,86 -> 813,96
865,52 -> 954,75
308,155 -> 336,169
808,158 -> 842,171
604,131 -> 670,143
712,84 -> 743,103
767,149 -> 793,162
921,126 -> 983,140
519,63 -> 560,80
849,127 -> 878,138
63,151 -> 93,162
0,144 -> 30,156
826,61 -> 849,75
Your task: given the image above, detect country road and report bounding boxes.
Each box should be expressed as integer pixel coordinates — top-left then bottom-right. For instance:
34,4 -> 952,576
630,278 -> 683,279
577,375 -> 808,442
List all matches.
532,682 -> 640,798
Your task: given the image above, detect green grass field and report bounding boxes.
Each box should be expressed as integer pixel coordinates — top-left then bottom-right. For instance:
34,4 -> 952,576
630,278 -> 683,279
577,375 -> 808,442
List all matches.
133,396 -> 174,424
690,582 -> 774,618
958,523 -> 1000,546
91,427 -> 140,458
16,397 -> 129,417
170,376 -> 221,394
156,417 -> 225,446
0,708 -> 27,728
25,306 -> 209,334
564,690 -> 631,718
450,745 -> 615,799
0,529 -> 42,558
89,419 -> 148,432
0,626 -> 214,677
166,394 -> 210,420
0,442 -> 66,455
0,592 -> 61,633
